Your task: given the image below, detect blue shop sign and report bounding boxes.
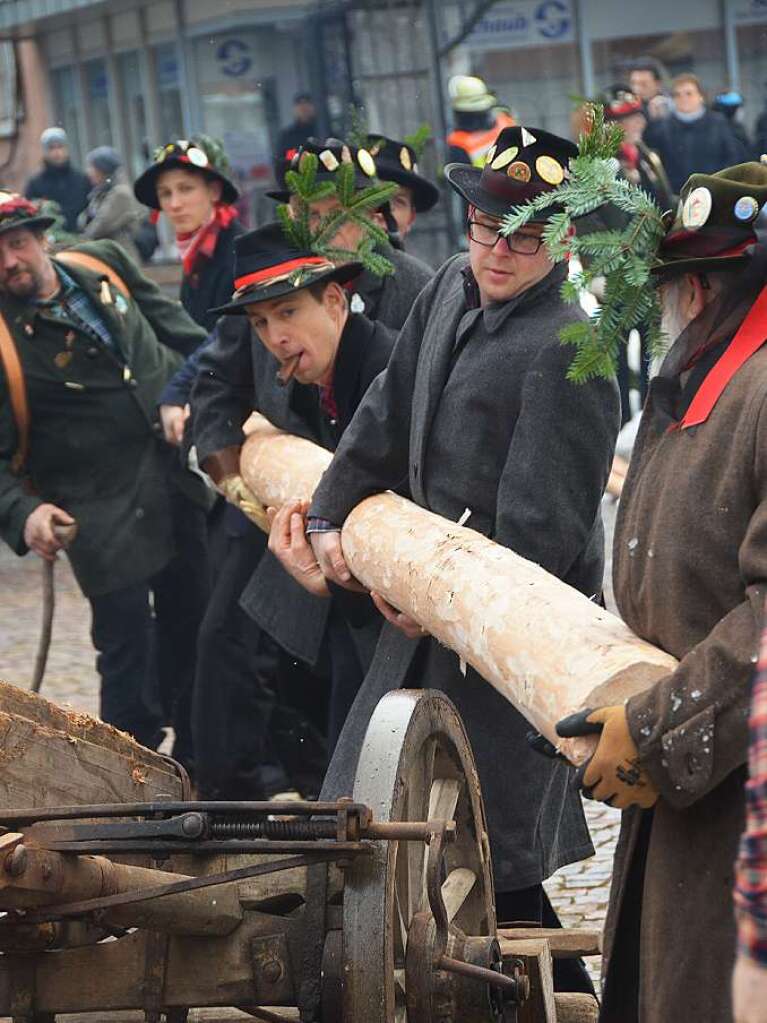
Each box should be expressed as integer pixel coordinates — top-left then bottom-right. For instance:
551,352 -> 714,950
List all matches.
466,0 -> 574,51
217,38 -> 253,78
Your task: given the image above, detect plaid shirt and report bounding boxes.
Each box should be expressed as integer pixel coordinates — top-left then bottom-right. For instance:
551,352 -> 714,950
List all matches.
35,266 -> 122,359
735,609 -> 767,964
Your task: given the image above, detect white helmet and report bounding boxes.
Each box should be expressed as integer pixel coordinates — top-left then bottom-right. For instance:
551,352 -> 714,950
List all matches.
449,75 -> 497,113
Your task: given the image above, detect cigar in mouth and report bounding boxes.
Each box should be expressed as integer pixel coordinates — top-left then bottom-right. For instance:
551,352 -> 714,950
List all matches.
276,354 -> 300,386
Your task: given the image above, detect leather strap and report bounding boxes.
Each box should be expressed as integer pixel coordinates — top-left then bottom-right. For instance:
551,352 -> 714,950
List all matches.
0,250 -> 131,475
56,250 -> 129,298
0,310 -> 29,474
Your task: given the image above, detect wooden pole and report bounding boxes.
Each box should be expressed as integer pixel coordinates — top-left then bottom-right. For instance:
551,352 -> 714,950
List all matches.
241,414 -> 677,761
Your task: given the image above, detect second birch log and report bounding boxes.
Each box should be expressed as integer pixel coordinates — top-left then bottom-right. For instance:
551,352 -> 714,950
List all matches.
241,414 -> 677,760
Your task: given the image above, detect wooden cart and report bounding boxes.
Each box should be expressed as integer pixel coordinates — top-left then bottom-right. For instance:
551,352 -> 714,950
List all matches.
0,680 -> 600,1023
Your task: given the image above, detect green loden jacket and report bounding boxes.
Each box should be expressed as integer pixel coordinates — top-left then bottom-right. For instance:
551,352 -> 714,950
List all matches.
0,240 -> 208,597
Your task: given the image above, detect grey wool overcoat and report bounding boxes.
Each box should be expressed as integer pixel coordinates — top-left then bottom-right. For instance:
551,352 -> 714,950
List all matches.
310,254 -> 620,891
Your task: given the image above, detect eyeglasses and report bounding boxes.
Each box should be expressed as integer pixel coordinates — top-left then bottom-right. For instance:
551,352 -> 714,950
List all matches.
467,220 -> 544,255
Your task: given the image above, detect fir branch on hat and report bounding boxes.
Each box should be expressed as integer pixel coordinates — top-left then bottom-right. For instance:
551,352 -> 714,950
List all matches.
403,123 -> 432,159
278,150 -> 397,278
500,103 -> 667,383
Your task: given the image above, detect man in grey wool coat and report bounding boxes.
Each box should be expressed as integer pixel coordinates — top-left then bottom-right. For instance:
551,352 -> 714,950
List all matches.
305,125 -> 620,992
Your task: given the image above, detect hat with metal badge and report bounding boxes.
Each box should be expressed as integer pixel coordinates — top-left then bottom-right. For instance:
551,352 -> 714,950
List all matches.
602,85 -> 644,121
652,161 -> 767,278
267,137 -> 381,203
0,192 -> 56,237
210,221 -> 362,315
134,135 -> 239,209
445,125 -> 578,221
365,135 -> 439,212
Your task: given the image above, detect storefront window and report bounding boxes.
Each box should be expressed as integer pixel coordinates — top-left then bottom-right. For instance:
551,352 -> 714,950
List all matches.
51,66 -> 84,163
84,58 -> 113,148
153,42 -> 184,143
734,6 -> 767,141
117,50 -> 149,178
455,1 -> 582,140
590,28 -> 726,98
193,31 -> 279,191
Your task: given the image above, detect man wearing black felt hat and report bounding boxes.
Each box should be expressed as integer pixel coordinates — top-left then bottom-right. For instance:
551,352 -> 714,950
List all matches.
305,124 -> 620,995
365,135 -> 440,242
553,161 -> 767,1023
190,222 -> 397,795
269,137 -> 433,327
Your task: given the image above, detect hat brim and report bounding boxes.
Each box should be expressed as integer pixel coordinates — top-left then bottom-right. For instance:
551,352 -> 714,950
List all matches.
445,163 -> 554,223
210,261 -> 363,315
134,159 -> 239,209
650,252 -> 751,279
378,167 -> 440,212
0,215 -> 57,237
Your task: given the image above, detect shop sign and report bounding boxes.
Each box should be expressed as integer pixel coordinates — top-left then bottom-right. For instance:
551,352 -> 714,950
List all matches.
466,0 -> 575,51
733,0 -> 767,23
217,38 -> 253,78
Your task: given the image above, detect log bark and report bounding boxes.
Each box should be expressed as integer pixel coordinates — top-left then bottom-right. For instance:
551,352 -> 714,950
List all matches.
241,414 -> 678,759
0,679 -> 185,810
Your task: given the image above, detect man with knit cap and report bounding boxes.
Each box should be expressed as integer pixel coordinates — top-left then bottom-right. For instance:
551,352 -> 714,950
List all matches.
25,128 -> 90,233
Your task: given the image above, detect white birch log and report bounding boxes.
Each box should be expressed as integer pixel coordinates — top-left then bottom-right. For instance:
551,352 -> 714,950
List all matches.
241,413 -> 678,762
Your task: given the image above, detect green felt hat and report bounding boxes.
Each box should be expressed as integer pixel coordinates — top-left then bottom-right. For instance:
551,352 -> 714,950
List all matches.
652,161 -> 767,278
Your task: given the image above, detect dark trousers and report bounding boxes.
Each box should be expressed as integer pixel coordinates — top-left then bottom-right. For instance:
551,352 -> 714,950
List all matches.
89,495 -> 208,763
495,886 -> 596,995
192,514 -> 290,799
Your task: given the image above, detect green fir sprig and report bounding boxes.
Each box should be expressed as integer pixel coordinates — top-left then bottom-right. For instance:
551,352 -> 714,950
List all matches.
277,151 -> 397,278
500,103 -> 667,383
403,123 -> 432,158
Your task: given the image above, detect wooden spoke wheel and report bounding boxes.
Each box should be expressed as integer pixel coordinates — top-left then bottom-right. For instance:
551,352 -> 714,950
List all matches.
341,689 -> 496,1022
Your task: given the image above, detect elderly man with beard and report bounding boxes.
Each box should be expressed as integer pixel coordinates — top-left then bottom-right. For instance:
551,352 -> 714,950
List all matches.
306,125 -> 620,994
557,162 -> 767,1022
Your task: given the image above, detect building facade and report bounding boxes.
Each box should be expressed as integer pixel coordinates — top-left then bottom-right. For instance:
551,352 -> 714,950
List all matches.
0,0 -> 765,260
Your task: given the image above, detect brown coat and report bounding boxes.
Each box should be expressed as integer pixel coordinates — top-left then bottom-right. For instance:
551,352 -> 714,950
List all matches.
605,304 -> 767,1021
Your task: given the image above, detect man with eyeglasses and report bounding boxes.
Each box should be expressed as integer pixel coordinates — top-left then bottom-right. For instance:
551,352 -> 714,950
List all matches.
305,126 -> 619,995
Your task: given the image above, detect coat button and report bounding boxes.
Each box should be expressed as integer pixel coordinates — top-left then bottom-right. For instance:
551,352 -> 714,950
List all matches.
135,507 -> 145,520
86,347 -> 99,359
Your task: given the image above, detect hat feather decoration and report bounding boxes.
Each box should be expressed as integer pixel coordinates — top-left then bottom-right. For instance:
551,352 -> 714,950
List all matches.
276,150 -> 397,281
501,103 -> 667,383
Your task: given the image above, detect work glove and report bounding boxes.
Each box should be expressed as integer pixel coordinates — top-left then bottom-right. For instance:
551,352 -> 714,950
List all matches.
218,474 -> 269,532
556,705 -> 659,810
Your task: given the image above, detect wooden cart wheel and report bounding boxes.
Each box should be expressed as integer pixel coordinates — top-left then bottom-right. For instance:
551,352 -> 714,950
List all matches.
342,689 -> 496,1022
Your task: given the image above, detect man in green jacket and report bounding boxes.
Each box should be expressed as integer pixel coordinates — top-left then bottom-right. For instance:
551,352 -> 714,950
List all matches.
0,192 -> 209,762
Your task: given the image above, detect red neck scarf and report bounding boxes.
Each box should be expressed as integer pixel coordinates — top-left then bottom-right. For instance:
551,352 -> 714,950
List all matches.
176,204 -> 238,278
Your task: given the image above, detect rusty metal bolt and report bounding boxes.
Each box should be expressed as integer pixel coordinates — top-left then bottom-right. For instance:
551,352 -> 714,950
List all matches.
262,959 -> 283,985
5,845 -> 27,877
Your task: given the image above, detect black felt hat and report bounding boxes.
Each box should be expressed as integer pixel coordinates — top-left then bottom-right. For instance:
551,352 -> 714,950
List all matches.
0,192 -> 55,236
267,137 -> 381,203
366,136 -> 439,212
445,125 -> 578,221
211,221 -> 362,315
134,136 -> 239,210
652,162 -> 767,278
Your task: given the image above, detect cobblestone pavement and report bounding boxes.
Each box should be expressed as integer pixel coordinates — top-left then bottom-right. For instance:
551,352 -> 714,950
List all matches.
0,501 -> 623,988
